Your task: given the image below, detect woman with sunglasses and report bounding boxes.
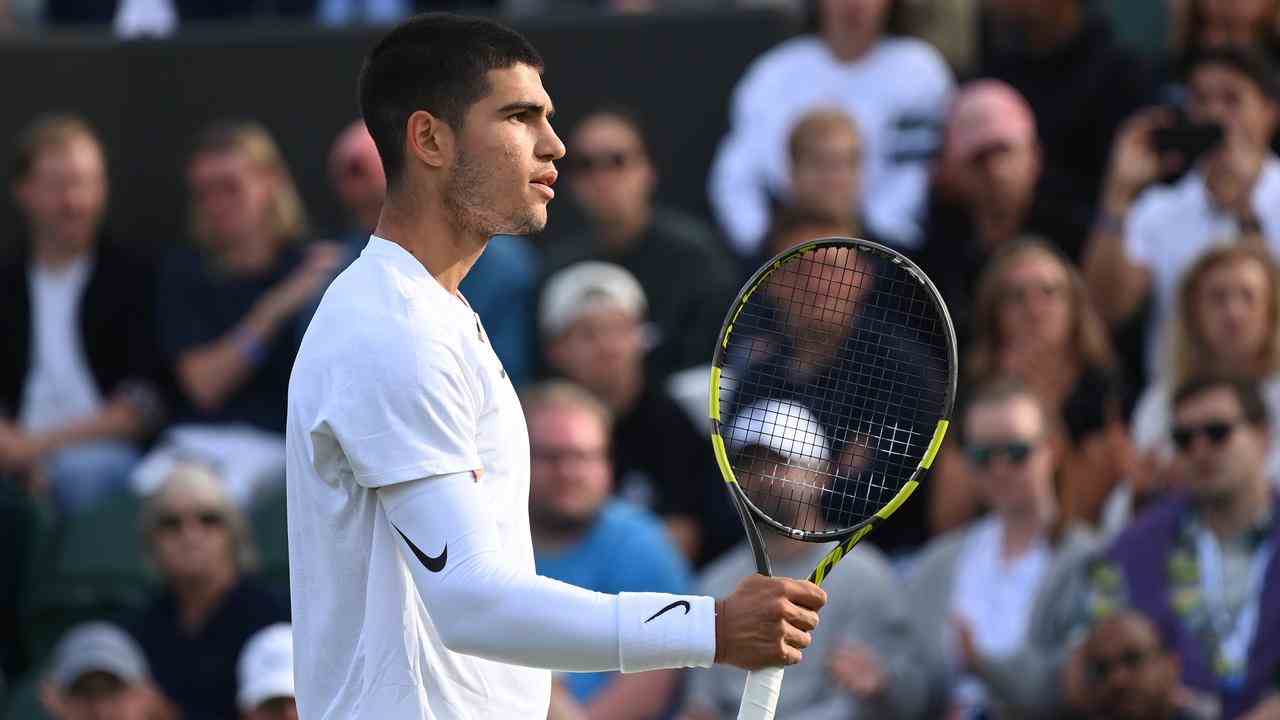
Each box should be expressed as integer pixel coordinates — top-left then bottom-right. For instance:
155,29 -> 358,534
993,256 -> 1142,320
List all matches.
1133,243 -> 1280,497
134,463 -> 286,720
930,239 -> 1129,535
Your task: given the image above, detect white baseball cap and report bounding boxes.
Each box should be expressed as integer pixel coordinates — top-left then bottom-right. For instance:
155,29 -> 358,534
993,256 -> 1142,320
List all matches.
237,623 -> 294,712
539,261 -> 647,338
726,399 -> 832,467
48,622 -> 149,691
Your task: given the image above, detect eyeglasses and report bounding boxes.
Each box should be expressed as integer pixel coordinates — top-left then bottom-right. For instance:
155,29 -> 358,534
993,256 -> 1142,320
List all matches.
1170,420 -> 1237,452
155,509 -> 226,534
1086,647 -> 1159,682
569,150 -> 634,173
964,440 -> 1037,468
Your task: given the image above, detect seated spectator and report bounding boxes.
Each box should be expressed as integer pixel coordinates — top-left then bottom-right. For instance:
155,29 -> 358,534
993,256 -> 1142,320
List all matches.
522,381 -> 691,717
980,0 -> 1153,242
681,399 -> 928,720
931,239 -> 1122,534
146,121 -> 342,505
709,0 -> 953,253
1085,44 -> 1280,378
0,113 -> 165,516
1078,609 -> 1213,720
1083,375 -> 1280,719
919,80 -> 1084,344
325,119 -> 538,384
40,622 -> 173,720
1166,0 -> 1280,99
1134,244 -> 1280,488
236,623 -> 297,720
545,106 -> 737,382
909,378 -> 1095,719
135,462 -> 286,720
776,108 -> 871,253
540,261 -> 737,566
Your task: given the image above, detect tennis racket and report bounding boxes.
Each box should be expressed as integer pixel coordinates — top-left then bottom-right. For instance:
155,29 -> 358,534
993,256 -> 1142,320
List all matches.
708,237 -> 958,720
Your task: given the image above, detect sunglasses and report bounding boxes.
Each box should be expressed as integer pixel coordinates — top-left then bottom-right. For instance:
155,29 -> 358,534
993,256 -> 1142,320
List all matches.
1170,420 -> 1237,452
569,150 -> 634,173
964,440 -> 1037,468
1086,647 -> 1158,683
156,509 -> 226,534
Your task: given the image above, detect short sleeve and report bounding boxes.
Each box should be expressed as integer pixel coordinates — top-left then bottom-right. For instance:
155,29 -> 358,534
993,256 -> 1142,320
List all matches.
1123,192 -> 1162,270
327,339 -> 483,488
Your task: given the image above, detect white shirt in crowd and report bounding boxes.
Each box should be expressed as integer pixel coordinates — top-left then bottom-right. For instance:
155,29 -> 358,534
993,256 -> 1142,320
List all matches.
949,516 -> 1050,710
286,237 -> 546,718
19,255 -> 103,433
708,35 -> 954,255
1124,157 -> 1280,377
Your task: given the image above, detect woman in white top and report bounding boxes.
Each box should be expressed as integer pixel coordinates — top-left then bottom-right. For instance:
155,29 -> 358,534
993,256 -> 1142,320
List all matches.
1132,242 -> 1280,487
708,0 -> 954,254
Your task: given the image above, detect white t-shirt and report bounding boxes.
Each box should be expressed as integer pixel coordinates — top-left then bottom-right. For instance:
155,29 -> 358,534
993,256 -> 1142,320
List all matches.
708,35 -> 954,254
19,255 -> 103,432
1124,158 -> 1280,376
286,236 -> 546,719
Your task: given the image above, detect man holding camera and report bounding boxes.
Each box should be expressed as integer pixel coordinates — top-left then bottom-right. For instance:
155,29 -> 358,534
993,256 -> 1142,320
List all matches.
1084,45 -> 1280,378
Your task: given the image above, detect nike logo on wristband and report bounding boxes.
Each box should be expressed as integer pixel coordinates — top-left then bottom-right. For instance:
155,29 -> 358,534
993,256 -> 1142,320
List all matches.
644,600 -> 691,623
395,526 -> 447,572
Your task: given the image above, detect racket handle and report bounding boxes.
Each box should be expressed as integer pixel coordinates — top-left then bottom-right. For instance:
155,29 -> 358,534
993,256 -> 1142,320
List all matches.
737,666 -> 784,720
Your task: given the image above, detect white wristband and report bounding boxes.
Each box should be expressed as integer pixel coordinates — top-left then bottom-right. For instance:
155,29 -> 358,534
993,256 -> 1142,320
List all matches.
617,592 -> 717,673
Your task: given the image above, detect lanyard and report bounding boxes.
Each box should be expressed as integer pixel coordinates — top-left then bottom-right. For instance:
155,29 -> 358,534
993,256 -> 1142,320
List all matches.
1194,528 -> 1273,679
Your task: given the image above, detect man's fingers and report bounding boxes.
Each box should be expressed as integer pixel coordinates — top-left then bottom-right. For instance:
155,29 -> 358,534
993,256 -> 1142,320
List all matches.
782,623 -> 812,650
783,579 -> 827,610
785,604 -> 819,632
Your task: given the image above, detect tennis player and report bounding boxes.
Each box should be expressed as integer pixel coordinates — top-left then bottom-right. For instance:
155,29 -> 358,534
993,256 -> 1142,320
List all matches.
285,13 -> 827,719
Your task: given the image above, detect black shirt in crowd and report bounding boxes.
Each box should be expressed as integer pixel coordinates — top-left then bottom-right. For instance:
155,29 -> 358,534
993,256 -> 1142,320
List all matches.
135,578 -> 286,720
157,244 -> 307,434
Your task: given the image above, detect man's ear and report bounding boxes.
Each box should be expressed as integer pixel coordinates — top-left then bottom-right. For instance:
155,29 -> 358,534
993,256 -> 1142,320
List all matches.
406,110 -> 454,171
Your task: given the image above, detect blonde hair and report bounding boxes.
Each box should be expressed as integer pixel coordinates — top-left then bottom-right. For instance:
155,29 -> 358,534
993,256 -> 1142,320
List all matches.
139,462 -> 259,573
11,113 -> 100,181
788,107 -> 860,163
188,120 -> 308,247
1167,242 -> 1280,387
967,238 -> 1115,384
520,379 -> 614,433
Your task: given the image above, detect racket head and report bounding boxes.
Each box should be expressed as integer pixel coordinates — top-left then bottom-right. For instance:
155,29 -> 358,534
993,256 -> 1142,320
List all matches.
709,237 -> 958,551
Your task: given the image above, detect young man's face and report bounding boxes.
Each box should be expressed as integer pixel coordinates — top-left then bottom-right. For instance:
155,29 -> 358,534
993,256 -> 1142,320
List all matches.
790,125 -> 863,224
1171,386 -> 1268,504
527,404 -> 613,534
567,114 -> 655,229
1189,63 -> 1279,160
13,134 -> 107,253
445,63 -> 565,238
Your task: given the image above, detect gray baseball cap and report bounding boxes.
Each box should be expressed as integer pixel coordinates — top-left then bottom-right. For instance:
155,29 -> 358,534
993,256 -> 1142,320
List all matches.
48,622 -> 149,690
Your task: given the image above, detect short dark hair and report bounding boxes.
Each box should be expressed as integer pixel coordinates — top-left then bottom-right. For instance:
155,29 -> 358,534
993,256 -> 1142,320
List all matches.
572,104 -> 650,156
1186,44 -> 1280,102
357,13 -> 543,187
963,376 -> 1055,439
1172,373 -> 1269,427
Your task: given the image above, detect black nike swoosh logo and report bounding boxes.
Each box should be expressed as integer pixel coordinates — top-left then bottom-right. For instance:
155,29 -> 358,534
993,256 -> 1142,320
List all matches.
394,526 -> 447,572
644,600 -> 691,623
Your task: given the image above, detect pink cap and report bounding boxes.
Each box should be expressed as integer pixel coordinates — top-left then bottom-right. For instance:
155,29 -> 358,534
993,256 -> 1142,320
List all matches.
944,80 -> 1037,164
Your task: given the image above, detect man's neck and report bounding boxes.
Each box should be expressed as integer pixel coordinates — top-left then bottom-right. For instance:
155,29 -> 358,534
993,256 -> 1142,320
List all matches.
599,367 -> 644,416
32,234 -> 90,271
1201,478 -> 1273,542
595,205 -> 652,253
375,191 -> 487,294
999,510 -> 1048,563
972,201 -> 1030,251
173,564 -> 238,635
765,533 -> 815,562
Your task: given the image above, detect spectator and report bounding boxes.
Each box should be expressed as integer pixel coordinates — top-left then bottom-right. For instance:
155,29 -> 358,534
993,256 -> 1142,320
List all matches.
930,239 -> 1122,534
774,108 -> 875,256
324,119 -> 539,385
918,80 -> 1080,344
909,378 -> 1095,719
1134,244 -> 1280,489
0,113 -> 165,515
681,399 -> 928,720
1078,610 -> 1211,720
709,0 -> 953,254
236,623 -> 297,720
1168,0 -> 1280,84
980,0 -> 1153,244
540,261 -> 737,566
1085,45 -> 1280,377
1084,375 -> 1280,719
40,622 -> 173,720
146,120 -> 341,505
522,381 -> 692,717
135,462 -> 286,720
545,106 -> 736,382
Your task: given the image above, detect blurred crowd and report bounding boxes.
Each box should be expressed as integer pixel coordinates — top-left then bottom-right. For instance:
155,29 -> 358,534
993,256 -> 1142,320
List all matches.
5,0 -> 1280,719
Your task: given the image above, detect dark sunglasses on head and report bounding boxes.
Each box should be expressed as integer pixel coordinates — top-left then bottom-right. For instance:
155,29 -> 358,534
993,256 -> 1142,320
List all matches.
1170,420 -> 1237,452
156,509 -> 226,534
964,440 -> 1036,468
569,150 -> 633,173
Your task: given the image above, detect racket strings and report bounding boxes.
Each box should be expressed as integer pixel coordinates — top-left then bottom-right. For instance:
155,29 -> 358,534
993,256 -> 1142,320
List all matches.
720,244 -> 952,536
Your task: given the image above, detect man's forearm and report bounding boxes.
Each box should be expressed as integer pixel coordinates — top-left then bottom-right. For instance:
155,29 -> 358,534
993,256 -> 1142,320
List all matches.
1082,213 -> 1148,326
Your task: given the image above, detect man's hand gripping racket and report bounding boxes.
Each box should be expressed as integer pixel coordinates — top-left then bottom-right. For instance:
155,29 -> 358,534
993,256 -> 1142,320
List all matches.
709,237 -> 958,719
